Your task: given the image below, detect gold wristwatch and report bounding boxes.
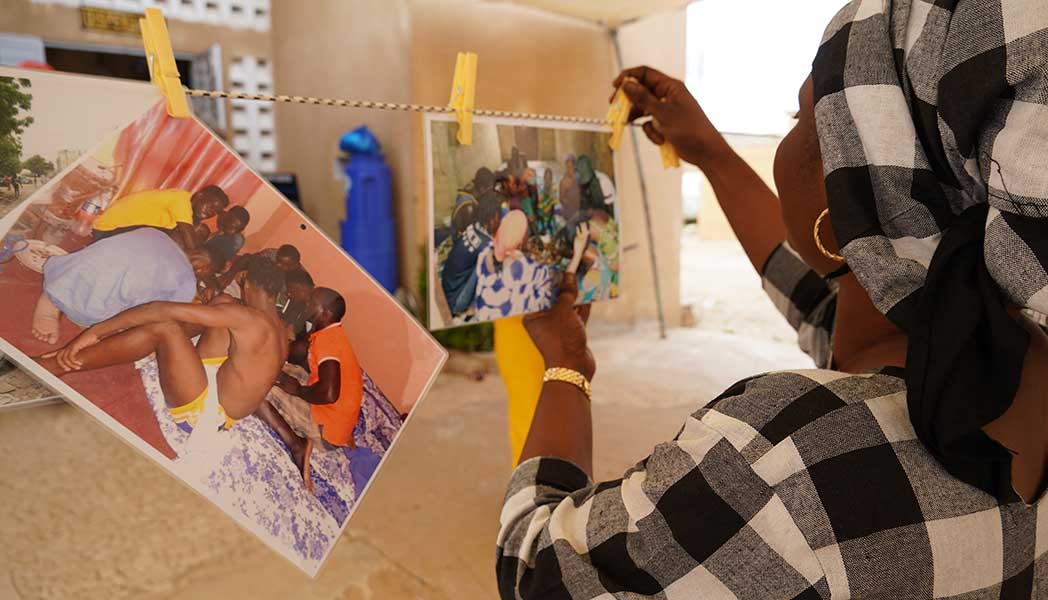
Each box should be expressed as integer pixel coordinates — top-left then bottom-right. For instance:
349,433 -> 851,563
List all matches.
543,367 -> 592,401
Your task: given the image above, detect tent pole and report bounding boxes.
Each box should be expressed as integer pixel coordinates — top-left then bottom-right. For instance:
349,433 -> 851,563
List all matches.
610,28 -> 667,339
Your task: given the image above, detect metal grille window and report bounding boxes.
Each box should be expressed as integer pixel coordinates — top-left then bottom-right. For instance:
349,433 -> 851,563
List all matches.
229,54 -> 276,172
32,0 -> 271,32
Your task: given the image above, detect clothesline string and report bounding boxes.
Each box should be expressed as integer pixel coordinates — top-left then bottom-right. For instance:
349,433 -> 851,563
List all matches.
183,87 -> 617,126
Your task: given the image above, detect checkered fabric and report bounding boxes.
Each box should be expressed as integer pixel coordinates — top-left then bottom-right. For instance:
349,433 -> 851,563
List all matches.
761,242 -> 838,369
497,369 -> 1048,599
812,0 -> 1048,502
813,0 -> 1048,321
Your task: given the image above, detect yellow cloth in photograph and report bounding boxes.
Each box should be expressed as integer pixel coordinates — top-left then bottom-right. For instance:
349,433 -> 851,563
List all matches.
495,316 -> 545,466
169,356 -> 236,431
93,188 -> 193,232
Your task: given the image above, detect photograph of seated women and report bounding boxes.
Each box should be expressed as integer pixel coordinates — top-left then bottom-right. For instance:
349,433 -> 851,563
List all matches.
0,99 -> 445,575
428,118 -> 619,329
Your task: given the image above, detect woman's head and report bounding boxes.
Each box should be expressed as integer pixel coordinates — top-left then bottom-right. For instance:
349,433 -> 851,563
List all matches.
494,210 -> 528,262
477,191 -> 503,234
773,76 -> 842,276
564,154 -> 576,173
576,156 -> 596,185
451,193 -> 478,234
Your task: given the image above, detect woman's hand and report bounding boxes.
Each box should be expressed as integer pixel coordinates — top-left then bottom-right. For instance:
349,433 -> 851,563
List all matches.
611,66 -> 729,168
44,328 -> 100,371
568,223 -> 589,273
524,272 -> 595,380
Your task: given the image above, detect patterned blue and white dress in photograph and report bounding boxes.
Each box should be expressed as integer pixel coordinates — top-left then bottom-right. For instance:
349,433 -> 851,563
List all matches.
473,246 -> 555,321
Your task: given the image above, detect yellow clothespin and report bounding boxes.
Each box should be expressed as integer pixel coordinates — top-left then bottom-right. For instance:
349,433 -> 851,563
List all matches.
660,139 -> 681,169
606,78 -> 632,151
448,52 -> 478,145
140,8 -> 189,118
607,76 -> 680,169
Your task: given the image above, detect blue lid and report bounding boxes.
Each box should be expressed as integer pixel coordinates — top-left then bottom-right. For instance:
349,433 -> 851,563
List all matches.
339,125 -> 383,155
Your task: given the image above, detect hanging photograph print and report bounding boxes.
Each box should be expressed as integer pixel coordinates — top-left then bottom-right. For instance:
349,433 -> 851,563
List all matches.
0,70 -> 447,576
426,114 -> 620,330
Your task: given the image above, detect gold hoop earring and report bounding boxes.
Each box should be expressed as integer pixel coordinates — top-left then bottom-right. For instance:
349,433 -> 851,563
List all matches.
813,208 -> 844,262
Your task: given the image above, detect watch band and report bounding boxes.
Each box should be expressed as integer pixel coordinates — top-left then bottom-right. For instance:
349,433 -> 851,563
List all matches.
543,367 -> 592,400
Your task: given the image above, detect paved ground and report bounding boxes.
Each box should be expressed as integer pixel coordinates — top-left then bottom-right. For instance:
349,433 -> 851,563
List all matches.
0,359 -> 59,409
0,236 -> 813,599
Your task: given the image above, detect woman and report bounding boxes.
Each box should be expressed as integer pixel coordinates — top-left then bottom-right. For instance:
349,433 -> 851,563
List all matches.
559,154 -> 582,222
497,2 -> 1048,598
575,155 -> 611,214
475,210 -> 588,322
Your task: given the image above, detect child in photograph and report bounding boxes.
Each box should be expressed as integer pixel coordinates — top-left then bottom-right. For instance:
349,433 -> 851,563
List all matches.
226,243 -> 302,277
441,191 -> 502,317
30,228 -> 220,344
37,257 -> 288,456
204,205 -> 251,267
280,268 -> 315,338
474,210 -> 588,321
261,287 -> 364,491
91,185 -> 230,250
220,244 -> 302,299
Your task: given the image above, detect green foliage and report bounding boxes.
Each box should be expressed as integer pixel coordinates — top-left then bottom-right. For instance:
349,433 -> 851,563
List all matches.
0,78 -> 33,140
417,245 -> 494,352
0,77 -> 32,181
0,136 -> 20,178
22,154 -> 53,178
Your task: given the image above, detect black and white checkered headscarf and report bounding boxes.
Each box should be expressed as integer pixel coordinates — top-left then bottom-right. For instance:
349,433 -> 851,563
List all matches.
813,0 -> 1048,501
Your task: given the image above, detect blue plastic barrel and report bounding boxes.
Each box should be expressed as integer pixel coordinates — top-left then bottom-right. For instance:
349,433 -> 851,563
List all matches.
339,143 -> 397,293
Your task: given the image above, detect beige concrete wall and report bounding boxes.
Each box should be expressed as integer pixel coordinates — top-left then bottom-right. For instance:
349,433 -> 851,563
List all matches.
0,0 -> 272,142
694,134 -> 781,241
0,1 -> 271,57
270,0 -> 413,258
410,2 -> 685,326
612,9 -> 686,326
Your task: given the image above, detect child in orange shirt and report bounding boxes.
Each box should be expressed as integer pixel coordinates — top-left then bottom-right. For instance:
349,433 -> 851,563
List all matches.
264,287 -> 363,491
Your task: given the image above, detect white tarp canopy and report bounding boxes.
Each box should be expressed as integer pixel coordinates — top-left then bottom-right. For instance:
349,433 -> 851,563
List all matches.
492,0 -> 692,27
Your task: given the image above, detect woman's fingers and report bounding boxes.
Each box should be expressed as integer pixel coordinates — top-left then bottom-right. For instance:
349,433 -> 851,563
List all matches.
556,272 -> 579,311
611,66 -> 668,95
642,121 -> 666,146
621,81 -> 664,121
576,303 -> 592,326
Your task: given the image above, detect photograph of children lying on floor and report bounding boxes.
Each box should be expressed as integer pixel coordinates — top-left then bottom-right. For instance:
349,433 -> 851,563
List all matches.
0,68 -> 162,410
427,115 -> 619,329
0,98 -> 446,576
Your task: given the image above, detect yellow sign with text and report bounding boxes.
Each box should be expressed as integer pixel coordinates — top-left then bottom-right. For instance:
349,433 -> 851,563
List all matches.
80,7 -> 143,35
